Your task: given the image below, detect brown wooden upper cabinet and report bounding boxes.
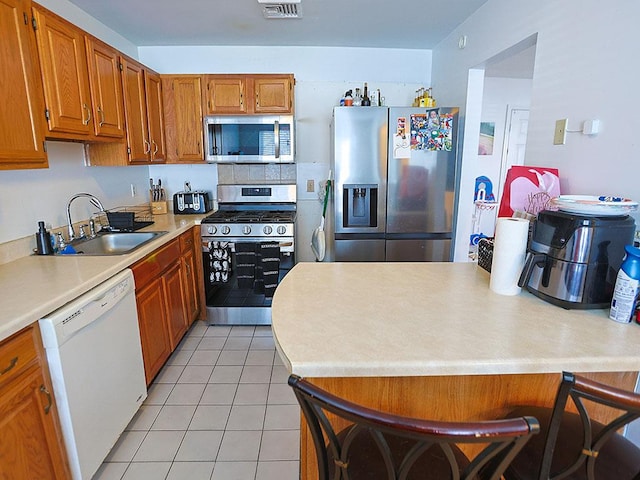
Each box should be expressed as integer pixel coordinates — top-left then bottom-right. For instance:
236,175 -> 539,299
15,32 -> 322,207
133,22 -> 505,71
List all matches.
162,75 -> 204,163
32,5 -> 126,141
121,57 -> 166,164
32,5 -> 93,139
85,37 -> 126,138
254,75 -> 294,113
204,74 -> 294,115
0,0 -> 48,170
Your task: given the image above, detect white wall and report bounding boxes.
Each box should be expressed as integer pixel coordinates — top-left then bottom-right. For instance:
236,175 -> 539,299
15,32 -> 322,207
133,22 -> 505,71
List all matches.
0,142 -> 150,243
431,0 -> 640,260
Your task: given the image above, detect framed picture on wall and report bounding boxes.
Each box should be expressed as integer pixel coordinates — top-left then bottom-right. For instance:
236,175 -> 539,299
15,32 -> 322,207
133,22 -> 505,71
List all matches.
478,122 -> 495,155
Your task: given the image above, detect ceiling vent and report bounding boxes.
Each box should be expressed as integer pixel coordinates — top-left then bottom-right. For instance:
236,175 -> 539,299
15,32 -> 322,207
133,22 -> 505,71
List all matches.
257,0 -> 302,19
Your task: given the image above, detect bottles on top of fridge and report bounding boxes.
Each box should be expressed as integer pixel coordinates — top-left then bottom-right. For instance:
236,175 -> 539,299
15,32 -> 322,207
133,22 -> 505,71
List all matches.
337,84 -> 383,106
341,90 -> 353,106
413,87 -> 436,107
352,88 -> 362,107
361,83 -> 371,106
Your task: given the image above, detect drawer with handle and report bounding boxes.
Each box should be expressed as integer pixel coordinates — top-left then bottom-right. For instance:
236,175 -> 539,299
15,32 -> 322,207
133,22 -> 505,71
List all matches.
179,229 -> 195,253
132,238 -> 181,289
0,327 -> 38,386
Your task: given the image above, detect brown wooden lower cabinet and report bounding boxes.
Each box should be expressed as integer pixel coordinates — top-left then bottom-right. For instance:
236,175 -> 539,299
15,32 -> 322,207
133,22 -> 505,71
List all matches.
0,324 -> 71,480
132,227 -> 203,385
165,261 -> 189,350
134,277 -> 173,385
180,228 -> 202,324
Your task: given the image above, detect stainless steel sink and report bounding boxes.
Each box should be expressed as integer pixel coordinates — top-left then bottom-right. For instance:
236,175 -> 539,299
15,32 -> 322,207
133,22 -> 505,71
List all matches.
58,231 -> 167,256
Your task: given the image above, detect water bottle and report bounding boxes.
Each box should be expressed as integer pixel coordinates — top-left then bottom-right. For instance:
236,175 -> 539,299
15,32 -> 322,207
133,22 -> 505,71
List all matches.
609,245 -> 640,323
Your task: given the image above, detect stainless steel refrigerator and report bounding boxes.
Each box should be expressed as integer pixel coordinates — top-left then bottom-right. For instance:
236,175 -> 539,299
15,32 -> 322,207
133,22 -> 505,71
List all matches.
331,106 -> 458,262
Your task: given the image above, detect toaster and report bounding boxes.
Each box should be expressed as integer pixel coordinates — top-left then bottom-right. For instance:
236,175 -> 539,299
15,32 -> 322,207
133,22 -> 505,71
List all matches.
173,191 -> 212,214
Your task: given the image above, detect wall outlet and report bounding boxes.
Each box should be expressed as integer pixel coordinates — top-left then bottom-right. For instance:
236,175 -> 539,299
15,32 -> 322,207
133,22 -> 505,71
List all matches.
554,118 -> 568,145
306,179 -> 314,192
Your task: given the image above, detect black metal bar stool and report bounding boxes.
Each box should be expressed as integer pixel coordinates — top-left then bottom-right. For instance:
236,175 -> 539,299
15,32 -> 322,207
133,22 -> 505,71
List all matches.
500,371 -> 640,480
288,374 -> 540,480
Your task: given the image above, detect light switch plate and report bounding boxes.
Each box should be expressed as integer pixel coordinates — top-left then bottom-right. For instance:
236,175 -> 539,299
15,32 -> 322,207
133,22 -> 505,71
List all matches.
554,119 -> 568,145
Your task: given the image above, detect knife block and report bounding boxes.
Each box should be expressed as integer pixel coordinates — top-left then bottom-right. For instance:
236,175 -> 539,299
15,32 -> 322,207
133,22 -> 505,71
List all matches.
151,201 -> 168,215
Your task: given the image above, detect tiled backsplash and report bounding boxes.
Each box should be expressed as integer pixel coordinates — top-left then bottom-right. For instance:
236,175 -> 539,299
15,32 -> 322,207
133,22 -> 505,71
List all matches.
217,164 -> 297,185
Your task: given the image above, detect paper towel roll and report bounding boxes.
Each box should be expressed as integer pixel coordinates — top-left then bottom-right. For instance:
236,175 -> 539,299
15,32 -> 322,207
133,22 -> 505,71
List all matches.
490,217 -> 530,295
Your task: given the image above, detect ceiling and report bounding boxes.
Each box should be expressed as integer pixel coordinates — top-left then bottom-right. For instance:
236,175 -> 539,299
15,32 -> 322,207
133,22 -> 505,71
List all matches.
66,0 -> 489,49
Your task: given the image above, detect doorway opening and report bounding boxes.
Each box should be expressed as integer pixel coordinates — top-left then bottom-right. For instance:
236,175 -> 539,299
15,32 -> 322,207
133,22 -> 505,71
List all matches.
454,35 -> 537,262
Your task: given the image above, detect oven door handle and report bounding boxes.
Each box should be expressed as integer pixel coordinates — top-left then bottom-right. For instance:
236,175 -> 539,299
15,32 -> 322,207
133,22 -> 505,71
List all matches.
202,240 -> 293,251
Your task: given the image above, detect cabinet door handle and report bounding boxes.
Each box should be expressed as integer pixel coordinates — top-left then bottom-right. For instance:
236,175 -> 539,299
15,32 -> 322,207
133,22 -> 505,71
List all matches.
152,140 -> 159,155
97,106 -> 105,126
143,139 -> 151,154
0,356 -> 17,375
82,103 -> 91,125
40,385 -> 52,414
186,263 -> 191,275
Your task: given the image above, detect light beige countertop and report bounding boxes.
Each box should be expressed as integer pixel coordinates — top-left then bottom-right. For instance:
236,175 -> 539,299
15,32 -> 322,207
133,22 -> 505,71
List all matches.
0,214 -> 206,342
271,262 -> 640,378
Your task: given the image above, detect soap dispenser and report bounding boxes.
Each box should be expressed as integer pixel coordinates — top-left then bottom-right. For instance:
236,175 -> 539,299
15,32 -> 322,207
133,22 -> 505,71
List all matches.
35,221 -> 54,255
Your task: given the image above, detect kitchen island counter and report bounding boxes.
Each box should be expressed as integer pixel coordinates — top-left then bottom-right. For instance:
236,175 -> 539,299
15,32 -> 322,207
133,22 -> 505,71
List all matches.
272,262 -> 640,378
272,262 -> 640,480
0,214 -> 207,342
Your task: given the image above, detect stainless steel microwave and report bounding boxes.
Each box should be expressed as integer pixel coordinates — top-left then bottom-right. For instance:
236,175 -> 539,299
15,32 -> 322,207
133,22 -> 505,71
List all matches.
204,115 -> 294,163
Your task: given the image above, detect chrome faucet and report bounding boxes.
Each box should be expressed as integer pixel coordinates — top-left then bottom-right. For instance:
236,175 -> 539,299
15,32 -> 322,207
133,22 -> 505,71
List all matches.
66,193 -> 106,241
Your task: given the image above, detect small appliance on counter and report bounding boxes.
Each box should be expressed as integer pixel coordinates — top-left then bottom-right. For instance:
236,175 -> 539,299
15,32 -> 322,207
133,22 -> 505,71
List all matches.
173,190 -> 213,214
518,209 -> 635,309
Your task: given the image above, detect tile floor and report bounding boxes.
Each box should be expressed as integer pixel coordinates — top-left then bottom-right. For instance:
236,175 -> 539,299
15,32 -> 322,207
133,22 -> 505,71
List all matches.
93,322 -> 300,480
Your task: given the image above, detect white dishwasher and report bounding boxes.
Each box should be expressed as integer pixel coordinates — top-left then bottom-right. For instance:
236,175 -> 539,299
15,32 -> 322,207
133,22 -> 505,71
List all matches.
39,268 -> 147,480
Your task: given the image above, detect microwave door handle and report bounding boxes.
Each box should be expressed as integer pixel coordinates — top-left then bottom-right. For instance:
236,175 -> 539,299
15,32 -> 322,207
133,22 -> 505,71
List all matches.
274,120 -> 280,159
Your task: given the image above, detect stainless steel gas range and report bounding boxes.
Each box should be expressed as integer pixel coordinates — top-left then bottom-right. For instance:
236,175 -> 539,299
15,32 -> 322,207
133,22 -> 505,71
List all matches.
201,184 -> 296,325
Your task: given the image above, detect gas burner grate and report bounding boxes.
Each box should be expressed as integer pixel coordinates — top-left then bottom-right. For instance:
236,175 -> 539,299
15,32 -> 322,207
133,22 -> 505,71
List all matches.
261,212 -> 296,222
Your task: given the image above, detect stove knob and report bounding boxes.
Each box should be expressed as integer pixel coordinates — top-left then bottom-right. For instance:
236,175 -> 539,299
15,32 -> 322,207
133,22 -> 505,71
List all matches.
277,226 -> 287,235
207,225 -> 217,235
221,226 -> 231,235
263,225 -> 273,235
242,225 -> 252,235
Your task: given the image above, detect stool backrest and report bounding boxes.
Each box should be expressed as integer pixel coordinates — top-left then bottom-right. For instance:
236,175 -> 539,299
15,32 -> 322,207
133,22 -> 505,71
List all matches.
289,374 -> 540,480
539,371 -> 640,480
